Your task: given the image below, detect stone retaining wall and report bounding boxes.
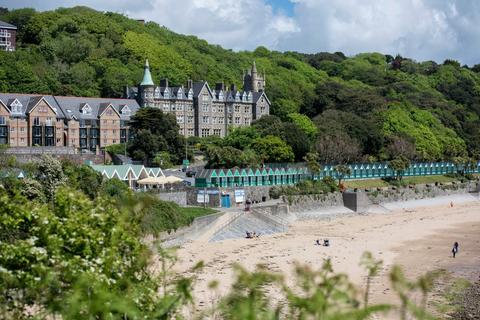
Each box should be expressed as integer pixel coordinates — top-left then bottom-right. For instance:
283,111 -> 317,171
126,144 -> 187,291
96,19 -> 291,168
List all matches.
367,181 -> 479,204
283,192 -> 344,212
156,191 -> 187,206
5,147 -> 106,164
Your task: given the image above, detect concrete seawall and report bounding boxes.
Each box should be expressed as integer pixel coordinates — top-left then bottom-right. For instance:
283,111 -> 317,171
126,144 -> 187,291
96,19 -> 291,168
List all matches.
283,180 -> 480,214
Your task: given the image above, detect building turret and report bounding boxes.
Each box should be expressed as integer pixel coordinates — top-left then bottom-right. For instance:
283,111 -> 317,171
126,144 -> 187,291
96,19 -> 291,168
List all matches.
139,59 -> 155,107
243,61 -> 265,92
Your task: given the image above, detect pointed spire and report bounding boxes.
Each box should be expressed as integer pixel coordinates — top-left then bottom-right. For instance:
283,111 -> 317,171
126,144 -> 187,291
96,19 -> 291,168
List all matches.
252,60 -> 257,73
140,59 -> 154,86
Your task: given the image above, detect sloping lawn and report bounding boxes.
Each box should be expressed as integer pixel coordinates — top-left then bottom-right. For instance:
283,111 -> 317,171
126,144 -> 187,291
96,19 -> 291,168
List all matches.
344,175 -> 461,190
344,179 -> 390,189
401,175 -> 458,185
178,206 -> 218,221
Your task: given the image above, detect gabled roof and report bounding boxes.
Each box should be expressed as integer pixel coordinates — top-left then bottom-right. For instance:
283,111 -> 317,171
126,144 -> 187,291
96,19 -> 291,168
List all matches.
252,91 -> 271,105
192,81 -> 214,98
0,20 -> 17,30
90,164 -> 162,181
98,103 -> 120,118
53,96 -> 140,120
0,100 -> 9,113
26,96 -> 58,115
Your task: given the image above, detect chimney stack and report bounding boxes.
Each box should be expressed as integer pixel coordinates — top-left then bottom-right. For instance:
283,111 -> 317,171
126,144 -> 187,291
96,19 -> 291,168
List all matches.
215,82 -> 225,91
187,79 -> 193,89
230,83 -> 237,92
160,78 -> 169,87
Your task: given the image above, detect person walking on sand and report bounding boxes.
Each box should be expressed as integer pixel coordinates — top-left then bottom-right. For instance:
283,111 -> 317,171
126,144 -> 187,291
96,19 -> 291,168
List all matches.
450,201 -> 454,208
452,241 -> 459,258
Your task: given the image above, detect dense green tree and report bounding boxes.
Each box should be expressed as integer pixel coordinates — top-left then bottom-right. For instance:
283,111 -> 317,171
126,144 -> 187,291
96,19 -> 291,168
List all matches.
128,129 -> 164,165
204,145 -> 259,168
2,6 -> 480,160
223,126 -> 260,150
287,112 -> 318,138
250,135 -> 294,163
61,161 -> 103,199
35,154 -> 65,201
128,108 -> 185,164
389,156 -> 410,180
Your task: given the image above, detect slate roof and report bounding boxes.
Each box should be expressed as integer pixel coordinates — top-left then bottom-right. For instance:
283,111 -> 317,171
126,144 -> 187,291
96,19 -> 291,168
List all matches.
53,96 -> 139,120
252,91 -> 271,105
192,81 -> 207,97
0,93 -> 140,121
0,94 -> 62,117
0,20 -> 17,30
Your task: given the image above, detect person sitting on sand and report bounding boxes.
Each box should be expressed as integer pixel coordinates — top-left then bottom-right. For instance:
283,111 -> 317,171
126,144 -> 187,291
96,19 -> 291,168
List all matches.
450,201 -> 454,208
246,231 -> 251,239
452,241 -> 459,258
315,239 -> 321,245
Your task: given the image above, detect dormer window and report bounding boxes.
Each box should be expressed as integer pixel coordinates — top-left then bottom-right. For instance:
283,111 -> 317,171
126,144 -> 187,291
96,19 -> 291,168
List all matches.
177,88 -> 183,99
121,105 -> 131,116
81,104 -> 92,115
187,89 -> 193,100
10,99 -> 22,114
242,92 -> 247,101
154,87 -> 161,98
163,89 -> 170,99
218,91 -> 224,101
235,92 -> 240,102
247,92 -> 252,102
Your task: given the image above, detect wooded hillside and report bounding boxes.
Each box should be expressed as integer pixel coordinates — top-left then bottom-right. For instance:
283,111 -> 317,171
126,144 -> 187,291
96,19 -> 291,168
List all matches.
1,6 -> 480,161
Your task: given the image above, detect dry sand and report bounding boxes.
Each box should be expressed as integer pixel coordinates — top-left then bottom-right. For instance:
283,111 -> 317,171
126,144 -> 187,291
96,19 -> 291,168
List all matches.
172,195 -> 480,318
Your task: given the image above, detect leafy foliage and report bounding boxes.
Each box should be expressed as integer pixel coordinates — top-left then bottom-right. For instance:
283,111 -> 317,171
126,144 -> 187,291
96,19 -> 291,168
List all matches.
1,6 -> 480,162
127,108 -> 185,165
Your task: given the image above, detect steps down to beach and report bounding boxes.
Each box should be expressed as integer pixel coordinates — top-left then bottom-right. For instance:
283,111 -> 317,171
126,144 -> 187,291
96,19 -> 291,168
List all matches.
195,211 -> 244,243
210,212 -> 287,242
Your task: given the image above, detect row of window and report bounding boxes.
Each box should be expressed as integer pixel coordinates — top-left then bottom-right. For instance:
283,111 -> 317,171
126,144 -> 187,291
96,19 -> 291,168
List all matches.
81,104 -> 131,116
201,128 -> 222,137
179,128 -> 224,137
201,116 -> 227,124
157,103 -> 256,114
0,116 -> 55,126
158,103 -> 195,112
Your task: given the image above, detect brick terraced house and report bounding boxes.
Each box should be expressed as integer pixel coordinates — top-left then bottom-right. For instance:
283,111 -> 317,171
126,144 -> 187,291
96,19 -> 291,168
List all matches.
0,94 -> 139,151
126,60 -> 270,137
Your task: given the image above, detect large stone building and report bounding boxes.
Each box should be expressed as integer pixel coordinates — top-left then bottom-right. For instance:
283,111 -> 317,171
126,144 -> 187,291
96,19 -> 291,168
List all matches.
0,60 -> 270,150
126,60 -> 270,137
0,20 -> 16,52
0,94 -> 139,150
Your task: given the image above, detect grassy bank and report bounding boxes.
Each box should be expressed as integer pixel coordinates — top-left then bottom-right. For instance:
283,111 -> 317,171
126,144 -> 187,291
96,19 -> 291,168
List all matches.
178,206 -> 218,221
344,175 -> 460,190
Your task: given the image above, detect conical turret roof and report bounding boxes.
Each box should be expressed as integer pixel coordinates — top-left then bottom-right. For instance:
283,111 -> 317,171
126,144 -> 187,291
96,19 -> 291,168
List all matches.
140,59 -> 154,86
252,60 -> 257,73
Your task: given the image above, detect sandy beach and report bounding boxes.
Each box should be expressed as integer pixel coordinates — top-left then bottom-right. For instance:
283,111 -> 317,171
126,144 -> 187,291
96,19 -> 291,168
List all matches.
172,195 -> 480,318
